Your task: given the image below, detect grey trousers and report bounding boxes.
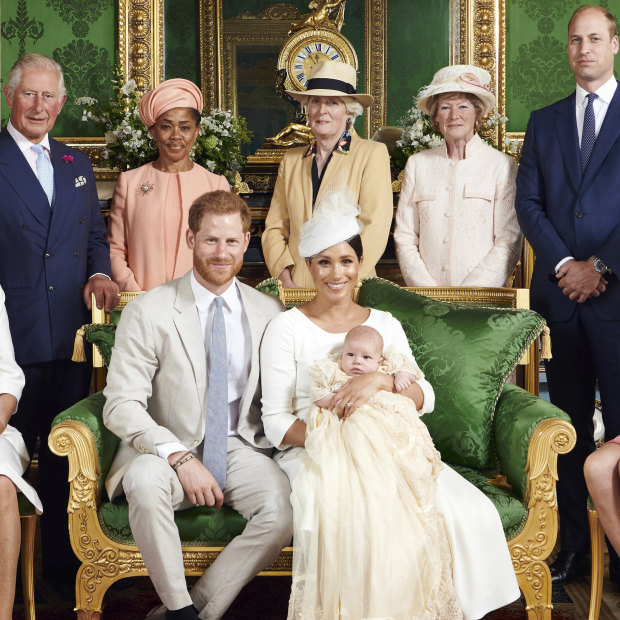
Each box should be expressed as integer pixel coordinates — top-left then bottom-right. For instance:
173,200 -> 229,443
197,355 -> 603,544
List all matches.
122,436 -> 293,619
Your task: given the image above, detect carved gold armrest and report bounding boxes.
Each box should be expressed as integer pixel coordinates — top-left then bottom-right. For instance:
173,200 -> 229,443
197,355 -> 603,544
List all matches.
509,418 -> 576,619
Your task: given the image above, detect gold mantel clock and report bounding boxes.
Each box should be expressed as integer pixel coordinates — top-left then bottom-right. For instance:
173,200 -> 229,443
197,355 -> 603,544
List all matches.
277,28 -> 358,93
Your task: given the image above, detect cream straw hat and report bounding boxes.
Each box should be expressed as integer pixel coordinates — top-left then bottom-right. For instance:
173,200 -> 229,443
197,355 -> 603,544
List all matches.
416,64 -> 496,117
286,60 -> 373,108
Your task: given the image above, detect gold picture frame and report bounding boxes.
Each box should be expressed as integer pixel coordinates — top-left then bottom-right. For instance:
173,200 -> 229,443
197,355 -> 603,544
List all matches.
198,0 -> 388,140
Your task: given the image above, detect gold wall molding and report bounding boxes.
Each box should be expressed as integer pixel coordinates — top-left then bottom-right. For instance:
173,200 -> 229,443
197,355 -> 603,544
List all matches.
118,0 -> 164,93
199,0 -> 223,110
364,0 -> 387,138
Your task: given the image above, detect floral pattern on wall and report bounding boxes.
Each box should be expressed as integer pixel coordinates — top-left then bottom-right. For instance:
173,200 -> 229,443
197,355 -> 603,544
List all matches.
506,0 -> 619,131
1,0 -> 114,136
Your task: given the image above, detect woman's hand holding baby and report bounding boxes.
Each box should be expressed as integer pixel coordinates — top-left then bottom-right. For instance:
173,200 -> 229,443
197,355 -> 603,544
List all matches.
331,372 -> 393,418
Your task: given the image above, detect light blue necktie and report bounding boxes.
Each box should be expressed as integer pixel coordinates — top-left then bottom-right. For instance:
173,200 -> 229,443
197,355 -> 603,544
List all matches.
203,297 -> 228,490
31,144 -> 54,205
581,93 -> 598,173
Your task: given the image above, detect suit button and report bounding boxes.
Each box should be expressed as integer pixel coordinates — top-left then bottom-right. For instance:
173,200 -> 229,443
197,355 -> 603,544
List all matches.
74,250 -> 79,256
44,253 -> 51,258
48,285 -> 54,291
79,218 -> 85,224
576,211 -> 583,218
22,224 -> 29,231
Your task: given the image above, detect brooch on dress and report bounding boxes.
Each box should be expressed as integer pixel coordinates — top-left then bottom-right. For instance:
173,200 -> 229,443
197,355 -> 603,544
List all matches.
136,181 -> 154,196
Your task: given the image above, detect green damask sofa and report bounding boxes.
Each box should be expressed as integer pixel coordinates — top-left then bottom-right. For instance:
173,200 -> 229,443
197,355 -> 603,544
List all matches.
50,278 -> 574,620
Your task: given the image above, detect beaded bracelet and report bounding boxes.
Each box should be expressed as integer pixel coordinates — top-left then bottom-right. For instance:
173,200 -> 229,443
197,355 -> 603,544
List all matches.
172,453 -> 195,471
171,451 -> 195,471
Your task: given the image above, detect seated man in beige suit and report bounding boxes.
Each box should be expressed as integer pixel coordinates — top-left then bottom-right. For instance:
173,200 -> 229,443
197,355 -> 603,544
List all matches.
102,190 -> 291,620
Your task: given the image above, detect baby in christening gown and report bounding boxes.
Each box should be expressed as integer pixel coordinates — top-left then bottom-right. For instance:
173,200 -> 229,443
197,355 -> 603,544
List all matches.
288,325 -> 462,620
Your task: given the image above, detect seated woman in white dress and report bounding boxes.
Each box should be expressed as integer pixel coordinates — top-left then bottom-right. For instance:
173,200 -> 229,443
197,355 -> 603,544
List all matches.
0,285 -> 42,619
260,195 -> 520,620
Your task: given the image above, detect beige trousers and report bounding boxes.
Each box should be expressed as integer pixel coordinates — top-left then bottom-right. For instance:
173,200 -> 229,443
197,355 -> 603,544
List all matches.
122,436 -> 293,619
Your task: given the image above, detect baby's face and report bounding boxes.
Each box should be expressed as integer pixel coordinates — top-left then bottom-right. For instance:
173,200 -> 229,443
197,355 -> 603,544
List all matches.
341,337 -> 382,376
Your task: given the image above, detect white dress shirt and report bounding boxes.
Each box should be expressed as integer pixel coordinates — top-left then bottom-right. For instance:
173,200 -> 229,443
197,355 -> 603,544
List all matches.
7,120 -> 52,177
156,273 -> 252,461
556,75 -> 618,272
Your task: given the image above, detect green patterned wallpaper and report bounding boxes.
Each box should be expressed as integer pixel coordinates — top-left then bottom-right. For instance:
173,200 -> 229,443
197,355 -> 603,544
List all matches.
1,0 -> 115,136
507,0 -> 620,132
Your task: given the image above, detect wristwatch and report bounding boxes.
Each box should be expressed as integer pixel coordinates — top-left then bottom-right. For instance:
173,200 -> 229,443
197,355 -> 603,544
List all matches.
590,255 -> 609,274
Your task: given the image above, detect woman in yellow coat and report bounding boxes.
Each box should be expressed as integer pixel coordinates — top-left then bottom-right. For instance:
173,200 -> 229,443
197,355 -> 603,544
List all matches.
108,78 -> 229,291
262,61 -> 393,288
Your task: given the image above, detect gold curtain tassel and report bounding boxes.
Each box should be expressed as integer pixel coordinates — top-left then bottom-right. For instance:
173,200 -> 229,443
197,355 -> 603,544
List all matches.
71,327 -> 87,362
540,326 -> 552,360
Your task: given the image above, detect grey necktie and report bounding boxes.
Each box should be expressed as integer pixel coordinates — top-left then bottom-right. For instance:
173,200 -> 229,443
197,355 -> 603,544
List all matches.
581,92 -> 598,173
203,297 -> 228,490
31,144 -> 54,205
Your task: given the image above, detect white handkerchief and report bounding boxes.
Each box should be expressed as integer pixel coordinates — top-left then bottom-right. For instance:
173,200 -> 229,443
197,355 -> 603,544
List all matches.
75,176 -> 87,187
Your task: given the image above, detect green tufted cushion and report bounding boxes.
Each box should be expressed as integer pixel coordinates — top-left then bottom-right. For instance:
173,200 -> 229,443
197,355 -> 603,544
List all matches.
83,323 -> 117,368
448,464 -> 527,538
357,278 -> 546,469
494,383 -> 570,499
99,498 -> 247,546
255,277 -> 280,298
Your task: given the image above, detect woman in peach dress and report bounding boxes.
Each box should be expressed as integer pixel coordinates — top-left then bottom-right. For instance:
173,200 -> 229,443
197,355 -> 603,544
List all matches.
108,78 -> 229,291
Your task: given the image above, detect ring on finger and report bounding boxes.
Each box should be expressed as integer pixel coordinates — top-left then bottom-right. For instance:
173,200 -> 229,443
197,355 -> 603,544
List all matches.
346,401 -> 353,408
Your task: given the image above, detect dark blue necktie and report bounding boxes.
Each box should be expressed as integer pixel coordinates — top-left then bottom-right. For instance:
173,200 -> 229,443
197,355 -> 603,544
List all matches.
581,93 -> 598,173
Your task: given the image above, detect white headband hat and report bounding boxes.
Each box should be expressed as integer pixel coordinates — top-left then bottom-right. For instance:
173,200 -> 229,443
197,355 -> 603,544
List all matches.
298,189 -> 363,259
416,64 -> 496,117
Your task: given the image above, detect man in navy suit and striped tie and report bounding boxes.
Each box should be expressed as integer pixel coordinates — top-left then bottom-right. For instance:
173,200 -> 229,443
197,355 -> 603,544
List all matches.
0,53 -> 119,584
516,5 -> 620,585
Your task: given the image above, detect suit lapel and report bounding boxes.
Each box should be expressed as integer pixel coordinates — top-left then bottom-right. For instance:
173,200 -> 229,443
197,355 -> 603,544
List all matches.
236,282 -> 262,418
173,274 -> 208,410
48,139 -> 74,234
0,129 -> 51,227
554,94 -> 581,193
581,82 -> 620,186
300,151 -> 314,220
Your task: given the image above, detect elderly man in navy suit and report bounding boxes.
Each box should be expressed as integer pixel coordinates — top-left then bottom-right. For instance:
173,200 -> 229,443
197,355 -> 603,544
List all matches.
516,5 -> 620,585
0,53 -> 119,583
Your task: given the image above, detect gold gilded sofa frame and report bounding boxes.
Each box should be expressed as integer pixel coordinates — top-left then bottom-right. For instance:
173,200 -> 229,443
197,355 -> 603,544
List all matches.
51,285 -> 572,619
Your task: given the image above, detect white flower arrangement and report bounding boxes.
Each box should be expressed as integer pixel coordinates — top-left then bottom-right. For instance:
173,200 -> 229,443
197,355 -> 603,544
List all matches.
76,69 -> 251,181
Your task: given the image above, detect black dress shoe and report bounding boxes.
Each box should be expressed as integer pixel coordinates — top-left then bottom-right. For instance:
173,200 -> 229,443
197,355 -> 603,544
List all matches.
550,550 -> 591,585
165,605 -> 199,620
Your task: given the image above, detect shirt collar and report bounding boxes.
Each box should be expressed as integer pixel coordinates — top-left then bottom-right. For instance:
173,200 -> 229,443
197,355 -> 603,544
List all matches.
7,120 -> 51,156
190,271 -> 240,314
304,130 -> 352,158
576,75 -> 618,106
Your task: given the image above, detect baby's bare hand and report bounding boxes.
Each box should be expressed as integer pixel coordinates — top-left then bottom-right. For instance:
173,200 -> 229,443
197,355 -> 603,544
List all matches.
393,371 -> 414,392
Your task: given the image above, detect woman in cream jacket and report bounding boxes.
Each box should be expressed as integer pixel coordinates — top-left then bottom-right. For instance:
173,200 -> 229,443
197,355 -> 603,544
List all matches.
262,61 -> 392,289
394,65 -> 522,287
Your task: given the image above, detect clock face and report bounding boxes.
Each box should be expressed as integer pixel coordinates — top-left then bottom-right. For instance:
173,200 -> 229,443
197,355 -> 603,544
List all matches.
278,29 -> 358,93
291,42 -> 342,89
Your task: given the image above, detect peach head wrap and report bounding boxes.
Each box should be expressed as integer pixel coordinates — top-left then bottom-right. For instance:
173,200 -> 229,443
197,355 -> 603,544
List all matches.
139,78 -> 203,128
